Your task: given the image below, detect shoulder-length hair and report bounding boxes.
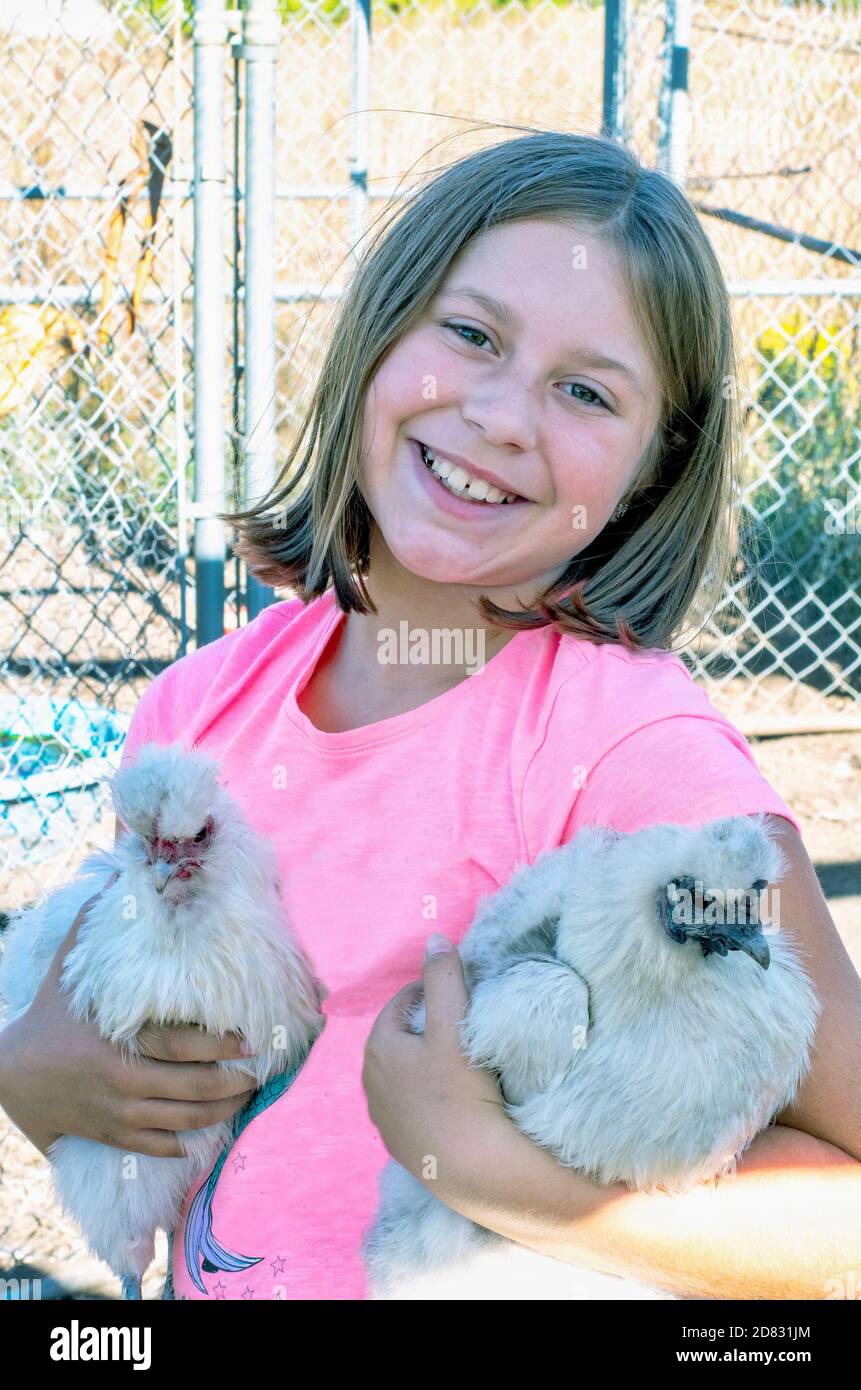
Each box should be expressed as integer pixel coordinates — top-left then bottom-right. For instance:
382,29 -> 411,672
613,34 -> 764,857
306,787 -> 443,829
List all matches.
222,125 -> 740,650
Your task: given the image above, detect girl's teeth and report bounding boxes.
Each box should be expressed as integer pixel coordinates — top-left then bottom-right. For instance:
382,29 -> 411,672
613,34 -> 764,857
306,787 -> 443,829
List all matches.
466,477 -> 490,501
420,444 -> 518,504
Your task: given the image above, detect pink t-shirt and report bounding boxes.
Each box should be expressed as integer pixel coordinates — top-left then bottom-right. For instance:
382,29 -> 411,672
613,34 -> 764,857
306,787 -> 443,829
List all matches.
117,587 -> 801,1300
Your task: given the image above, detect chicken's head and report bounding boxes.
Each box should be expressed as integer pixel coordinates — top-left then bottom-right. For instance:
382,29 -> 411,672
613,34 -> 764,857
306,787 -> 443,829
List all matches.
109,741 -> 231,903
554,812 -> 786,987
657,872 -> 771,968
145,814 -> 215,894
652,814 -> 783,970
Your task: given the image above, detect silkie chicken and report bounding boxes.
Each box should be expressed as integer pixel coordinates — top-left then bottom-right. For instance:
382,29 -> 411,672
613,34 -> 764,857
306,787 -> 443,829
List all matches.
362,813 -> 821,1300
0,741 -> 325,1300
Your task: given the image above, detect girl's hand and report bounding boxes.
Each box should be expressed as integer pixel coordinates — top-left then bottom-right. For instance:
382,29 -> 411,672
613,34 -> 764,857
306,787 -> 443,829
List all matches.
0,878 -> 255,1159
362,934 -> 507,1197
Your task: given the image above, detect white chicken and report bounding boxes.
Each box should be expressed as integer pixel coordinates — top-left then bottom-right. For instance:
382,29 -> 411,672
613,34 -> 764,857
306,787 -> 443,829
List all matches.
0,741 -> 325,1300
362,812 -> 821,1300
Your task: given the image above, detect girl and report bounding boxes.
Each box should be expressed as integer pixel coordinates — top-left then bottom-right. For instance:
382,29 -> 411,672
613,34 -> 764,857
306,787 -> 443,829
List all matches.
2,129 -> 859,1301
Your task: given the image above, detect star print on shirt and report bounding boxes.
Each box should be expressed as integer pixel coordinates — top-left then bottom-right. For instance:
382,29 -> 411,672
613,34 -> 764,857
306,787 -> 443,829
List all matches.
270,1255 -> 286,1277
241,1285 -> 255,1299
232,1151 -> 247,1174
213,1281 -> 227,1299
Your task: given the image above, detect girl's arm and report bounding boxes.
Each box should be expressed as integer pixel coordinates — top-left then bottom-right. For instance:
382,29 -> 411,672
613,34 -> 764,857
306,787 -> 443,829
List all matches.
405,817 -> 861,1300
439,1105 -> 860,1300
755,817 -> 861,1164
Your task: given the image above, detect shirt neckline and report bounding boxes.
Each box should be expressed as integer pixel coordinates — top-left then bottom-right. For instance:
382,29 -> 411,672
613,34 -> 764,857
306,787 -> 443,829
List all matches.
283,588 -> 538,752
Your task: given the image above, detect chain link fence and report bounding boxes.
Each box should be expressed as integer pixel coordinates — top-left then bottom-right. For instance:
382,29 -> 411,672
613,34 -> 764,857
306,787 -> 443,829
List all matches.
0,0 -> 859,1295
632,0 -> 861,736
0,0 -> 196,913
1,0 -> 859,912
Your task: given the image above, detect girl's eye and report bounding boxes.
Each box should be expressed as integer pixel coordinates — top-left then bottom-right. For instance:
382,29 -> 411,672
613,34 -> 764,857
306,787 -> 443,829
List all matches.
443,320 -> 493,350
561,381 -> 610,410
441,321 -> 610,410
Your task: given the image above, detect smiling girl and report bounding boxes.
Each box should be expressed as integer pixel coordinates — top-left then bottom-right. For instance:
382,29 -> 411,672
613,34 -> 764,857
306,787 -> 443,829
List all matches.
3,130 -> 859,1301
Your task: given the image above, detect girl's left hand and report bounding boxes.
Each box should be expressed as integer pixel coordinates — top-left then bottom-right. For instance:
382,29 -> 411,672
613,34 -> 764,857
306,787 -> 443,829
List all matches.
362,935 -> 506,1197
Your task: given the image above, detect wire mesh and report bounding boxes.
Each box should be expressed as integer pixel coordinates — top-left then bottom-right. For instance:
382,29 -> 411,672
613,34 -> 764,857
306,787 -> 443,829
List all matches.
624,0 -> 861,731
0,0 -> 859,1292
0,0 -> 857,892
265,0 -> 860,742
0,0 -> 200,912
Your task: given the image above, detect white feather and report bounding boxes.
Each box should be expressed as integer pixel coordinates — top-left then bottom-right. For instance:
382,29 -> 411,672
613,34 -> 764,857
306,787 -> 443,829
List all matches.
0,741 -> 325,1293
362,813 -> 820,1299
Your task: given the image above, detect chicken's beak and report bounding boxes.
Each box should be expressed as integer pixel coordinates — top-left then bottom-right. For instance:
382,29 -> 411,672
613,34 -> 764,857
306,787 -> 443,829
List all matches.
726,927 -> 771,970
153,859 -> 174,894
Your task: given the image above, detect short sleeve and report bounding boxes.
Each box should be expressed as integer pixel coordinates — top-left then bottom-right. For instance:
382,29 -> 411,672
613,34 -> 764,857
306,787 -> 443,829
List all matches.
116,598 -> 305,778
560,716 -> 802,843
118,667 -> 181,771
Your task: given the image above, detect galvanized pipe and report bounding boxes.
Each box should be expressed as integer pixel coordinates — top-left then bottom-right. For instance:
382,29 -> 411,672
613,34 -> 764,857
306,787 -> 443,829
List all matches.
658,0 -> 690,187
349,0 -> 371,264
602,0 -> 628,142
192,0 -> 228,646
239,0 -> 280,620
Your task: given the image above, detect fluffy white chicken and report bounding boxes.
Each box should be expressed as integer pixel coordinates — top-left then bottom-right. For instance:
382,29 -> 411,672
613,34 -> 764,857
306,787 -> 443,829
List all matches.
362,813 -> 821,1300
0,741 -> 325,1300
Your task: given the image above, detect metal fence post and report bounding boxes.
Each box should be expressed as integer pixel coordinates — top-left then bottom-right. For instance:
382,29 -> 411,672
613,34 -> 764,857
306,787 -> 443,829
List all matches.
193,0 -> 229,645
349,0 -> 371,263
602,0 -> 628,142
239,0 -> 280,621
657,0 -> 690,186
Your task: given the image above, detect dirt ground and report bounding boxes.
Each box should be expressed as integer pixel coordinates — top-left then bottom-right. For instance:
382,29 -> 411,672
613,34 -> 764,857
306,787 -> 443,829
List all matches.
0,729 -> 858,1300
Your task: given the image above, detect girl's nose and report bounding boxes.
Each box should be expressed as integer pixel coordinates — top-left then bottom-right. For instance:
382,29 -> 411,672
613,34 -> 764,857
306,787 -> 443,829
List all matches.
460,374 -> 539,454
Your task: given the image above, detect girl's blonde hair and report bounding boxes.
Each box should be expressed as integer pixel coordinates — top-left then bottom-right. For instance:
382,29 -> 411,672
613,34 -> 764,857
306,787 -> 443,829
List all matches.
222,126 -> 739,650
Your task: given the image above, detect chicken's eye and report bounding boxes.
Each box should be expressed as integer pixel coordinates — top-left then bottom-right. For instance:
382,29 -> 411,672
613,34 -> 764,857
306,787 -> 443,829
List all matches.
193,826 -> 208,844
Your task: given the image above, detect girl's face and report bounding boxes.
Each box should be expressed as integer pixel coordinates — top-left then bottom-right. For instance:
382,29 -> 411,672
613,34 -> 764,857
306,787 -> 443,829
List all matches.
359,217 -> 663,602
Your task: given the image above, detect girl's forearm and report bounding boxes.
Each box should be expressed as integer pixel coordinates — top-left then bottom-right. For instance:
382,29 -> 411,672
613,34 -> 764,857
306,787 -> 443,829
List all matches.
435,1111 -> 861,1300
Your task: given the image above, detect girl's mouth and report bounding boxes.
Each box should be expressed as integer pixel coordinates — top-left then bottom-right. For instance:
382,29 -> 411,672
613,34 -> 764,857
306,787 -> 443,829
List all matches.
410,438 -> 531,516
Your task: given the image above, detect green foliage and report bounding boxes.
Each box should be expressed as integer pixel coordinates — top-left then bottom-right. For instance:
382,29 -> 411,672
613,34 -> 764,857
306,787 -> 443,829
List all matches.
738,309 -> 861,679
129,0 -> 600,38
125,0 -> 192,32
